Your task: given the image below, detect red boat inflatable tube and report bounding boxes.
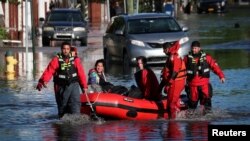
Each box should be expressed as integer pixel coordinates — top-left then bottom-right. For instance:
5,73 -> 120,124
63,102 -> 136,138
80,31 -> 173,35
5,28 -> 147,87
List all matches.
81,93 -> 188,120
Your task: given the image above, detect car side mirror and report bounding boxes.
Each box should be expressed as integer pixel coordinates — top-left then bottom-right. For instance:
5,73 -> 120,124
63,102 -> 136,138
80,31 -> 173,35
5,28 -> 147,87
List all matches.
115,30 -> 123,35
182,26 -> 189,32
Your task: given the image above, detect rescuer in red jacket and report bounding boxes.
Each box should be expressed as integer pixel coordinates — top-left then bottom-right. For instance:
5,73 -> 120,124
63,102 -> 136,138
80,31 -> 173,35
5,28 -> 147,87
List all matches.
36,42 -> 88,118
159,41 -> 186,119
183,41 -> 225,114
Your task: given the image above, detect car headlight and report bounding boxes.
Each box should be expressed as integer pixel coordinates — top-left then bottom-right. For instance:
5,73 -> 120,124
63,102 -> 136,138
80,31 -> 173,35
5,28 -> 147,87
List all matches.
43,26 -> 54,31
221,1 -> 226,6
73,27 -> 86,32
131,39 -> 145,47
179,37 -> 189,44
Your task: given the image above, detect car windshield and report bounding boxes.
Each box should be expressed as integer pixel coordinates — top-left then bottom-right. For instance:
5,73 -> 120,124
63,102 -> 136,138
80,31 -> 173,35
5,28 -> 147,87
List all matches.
127,18 -> 181,34
47,12 -> 83,22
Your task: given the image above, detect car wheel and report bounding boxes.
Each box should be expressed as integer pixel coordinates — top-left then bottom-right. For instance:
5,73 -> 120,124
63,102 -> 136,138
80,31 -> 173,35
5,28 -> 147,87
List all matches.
104,48 -> 110,69
123,52 -> 130,68
42,38 -> 50,47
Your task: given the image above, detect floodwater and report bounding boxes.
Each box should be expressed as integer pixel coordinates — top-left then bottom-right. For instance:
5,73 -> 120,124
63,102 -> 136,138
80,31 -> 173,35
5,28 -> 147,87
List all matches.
0,6 -> 250,141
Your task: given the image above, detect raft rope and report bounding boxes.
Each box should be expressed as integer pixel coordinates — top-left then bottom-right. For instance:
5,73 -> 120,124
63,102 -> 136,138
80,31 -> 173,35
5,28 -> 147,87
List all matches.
89,92 -> 102,104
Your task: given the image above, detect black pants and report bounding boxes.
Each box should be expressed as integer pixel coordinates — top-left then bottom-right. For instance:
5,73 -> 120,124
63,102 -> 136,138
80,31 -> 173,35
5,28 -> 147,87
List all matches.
55,82 -> 81,118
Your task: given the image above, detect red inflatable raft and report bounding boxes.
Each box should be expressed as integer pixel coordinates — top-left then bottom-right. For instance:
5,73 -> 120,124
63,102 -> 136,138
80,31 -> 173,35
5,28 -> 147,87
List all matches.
80,93 -> 188,120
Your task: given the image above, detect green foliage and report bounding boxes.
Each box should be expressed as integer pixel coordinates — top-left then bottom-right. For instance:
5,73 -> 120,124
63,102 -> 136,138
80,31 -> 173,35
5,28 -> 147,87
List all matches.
0,27 -> 7,39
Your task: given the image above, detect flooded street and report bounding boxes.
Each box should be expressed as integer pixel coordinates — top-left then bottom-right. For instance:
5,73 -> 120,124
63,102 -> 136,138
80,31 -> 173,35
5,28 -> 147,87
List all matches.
0,6 -> 250,141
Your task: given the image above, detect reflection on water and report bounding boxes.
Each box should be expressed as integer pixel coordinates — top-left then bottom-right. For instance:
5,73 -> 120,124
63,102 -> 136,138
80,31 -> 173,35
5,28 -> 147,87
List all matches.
41,120 -> 210,140
205,49 -> 250,69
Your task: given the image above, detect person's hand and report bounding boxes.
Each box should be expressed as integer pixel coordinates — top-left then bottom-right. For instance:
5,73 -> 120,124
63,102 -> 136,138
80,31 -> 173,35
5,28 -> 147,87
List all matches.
221,78 -> 225,83
36,81 -> 47,91
36,82 -> 43,91
82,88 -> 88,94
167,79 -> 173,86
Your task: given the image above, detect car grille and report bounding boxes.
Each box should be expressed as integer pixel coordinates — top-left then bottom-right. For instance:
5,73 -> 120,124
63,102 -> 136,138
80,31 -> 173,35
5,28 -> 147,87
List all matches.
148,41 -> 177,48
147,57 -> 166,63
55,27 -> 73,32
148,43 -> 163,48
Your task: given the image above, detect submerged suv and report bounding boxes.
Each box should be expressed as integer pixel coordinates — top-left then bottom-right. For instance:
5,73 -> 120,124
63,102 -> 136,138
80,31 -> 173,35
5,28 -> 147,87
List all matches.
103,13 -> 190,66
41,8 -> 88,46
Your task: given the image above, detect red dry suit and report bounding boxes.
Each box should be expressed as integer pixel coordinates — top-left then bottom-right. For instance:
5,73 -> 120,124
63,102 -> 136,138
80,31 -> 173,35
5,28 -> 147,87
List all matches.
160,41 -> 186,119
134,67 -> 161,101
183,51 -> 225,110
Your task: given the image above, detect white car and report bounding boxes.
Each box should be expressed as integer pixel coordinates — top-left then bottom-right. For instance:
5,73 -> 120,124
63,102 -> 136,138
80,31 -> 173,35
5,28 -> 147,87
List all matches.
103,13 -> 190,66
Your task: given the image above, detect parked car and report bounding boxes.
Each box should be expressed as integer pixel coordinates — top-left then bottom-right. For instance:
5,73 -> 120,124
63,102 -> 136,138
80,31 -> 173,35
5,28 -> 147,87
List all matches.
41,8 -> 88,46
196,0 -> 227,14
103,13 -> 190,66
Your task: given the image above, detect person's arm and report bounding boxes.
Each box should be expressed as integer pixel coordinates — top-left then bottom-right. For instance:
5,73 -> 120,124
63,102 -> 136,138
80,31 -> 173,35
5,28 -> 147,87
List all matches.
206,55 -> 225,83
169,55 -> 182,84
36,57 -> 59,91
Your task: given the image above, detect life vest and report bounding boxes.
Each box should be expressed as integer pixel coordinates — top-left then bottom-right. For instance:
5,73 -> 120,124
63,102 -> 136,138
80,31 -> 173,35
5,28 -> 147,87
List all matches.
161,56 -> 186,81
186,51 -> 210,79
54,53 -> 78,85
176,59 -> 186,80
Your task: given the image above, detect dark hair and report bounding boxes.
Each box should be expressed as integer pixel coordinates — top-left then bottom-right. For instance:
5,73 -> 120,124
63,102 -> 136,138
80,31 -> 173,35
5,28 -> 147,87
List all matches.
191,41 -> 201,48
163,42 -> 172,49
95,59 -> 105,68
61,41 -> 71,49
136,56 -> 147,65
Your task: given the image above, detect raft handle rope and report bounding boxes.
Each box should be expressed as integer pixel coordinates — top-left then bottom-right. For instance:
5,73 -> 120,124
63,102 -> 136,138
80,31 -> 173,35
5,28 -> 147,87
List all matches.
84,92 -> 101,121
90,92 -> 101,105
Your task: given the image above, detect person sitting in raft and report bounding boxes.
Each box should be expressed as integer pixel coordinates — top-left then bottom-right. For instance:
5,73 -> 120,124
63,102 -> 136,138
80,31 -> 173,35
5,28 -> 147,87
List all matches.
88,59 -> 128,94
88,59 -> 109,92
128,56 -> 162,101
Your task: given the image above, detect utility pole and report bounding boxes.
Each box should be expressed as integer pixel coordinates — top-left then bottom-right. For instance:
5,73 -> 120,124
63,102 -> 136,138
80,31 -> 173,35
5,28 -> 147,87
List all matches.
30,0 -> 36,77
25,0 -> 28,74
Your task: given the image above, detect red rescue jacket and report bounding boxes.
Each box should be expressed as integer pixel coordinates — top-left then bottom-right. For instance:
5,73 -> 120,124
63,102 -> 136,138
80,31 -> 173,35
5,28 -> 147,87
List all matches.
161,41 -> 186,84
134,68 -> 161,100
38,54 -> 88,89
183,52 -> 225,86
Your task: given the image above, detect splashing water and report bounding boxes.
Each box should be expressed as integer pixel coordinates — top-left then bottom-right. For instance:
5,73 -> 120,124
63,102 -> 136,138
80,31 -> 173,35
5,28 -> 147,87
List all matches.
56,114 -> 105,125
176,107 -> 232,121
